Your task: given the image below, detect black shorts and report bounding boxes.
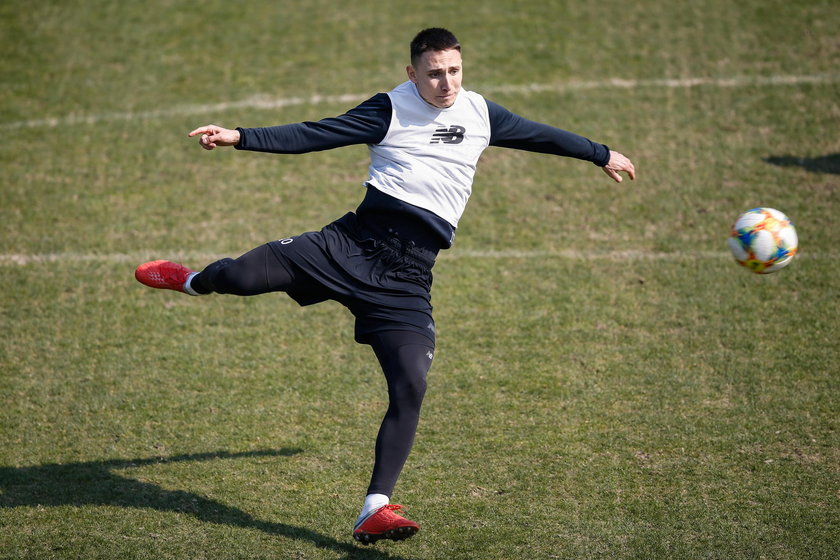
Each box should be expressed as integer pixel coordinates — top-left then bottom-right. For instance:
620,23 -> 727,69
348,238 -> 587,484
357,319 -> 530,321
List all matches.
268,213 -> 437,345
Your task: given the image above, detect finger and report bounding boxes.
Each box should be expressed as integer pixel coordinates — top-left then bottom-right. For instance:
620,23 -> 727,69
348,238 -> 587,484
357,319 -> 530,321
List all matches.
188,125 -> 216,137
603,166 -> 623,183
198,134 -> 216,150
620,160 -> 636,181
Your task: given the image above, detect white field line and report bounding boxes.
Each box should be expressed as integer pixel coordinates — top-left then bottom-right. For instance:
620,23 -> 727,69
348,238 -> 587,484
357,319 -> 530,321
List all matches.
0,249 -> 808,267
3,72 -> 839,131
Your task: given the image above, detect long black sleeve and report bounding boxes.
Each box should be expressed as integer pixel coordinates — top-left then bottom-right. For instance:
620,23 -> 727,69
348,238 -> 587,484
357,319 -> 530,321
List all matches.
486,99 -> 611,166
235,93 -> 392,154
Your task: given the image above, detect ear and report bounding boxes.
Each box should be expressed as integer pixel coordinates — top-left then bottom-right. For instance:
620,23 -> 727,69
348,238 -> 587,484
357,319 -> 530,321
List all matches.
406,65 -> 417,83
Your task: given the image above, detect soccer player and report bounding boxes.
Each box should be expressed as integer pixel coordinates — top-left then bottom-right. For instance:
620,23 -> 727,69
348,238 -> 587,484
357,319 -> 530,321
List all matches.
135,27 -> 635,544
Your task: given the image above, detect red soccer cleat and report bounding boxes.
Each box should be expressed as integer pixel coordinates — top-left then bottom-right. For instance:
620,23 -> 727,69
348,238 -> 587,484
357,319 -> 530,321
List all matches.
135,260 -> 196,293
353,504 -> 419,545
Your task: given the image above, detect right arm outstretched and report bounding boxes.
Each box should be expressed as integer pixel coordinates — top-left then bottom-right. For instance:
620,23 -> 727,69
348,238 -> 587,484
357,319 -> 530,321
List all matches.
189,93 -> 392,155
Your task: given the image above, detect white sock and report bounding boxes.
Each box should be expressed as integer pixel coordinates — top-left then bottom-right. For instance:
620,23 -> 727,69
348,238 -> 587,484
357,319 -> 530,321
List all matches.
182,272 -> 201,296
354,493 -> 389,529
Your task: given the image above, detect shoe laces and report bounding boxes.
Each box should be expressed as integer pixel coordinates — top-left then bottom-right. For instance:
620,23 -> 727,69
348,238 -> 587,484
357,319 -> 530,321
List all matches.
380,504 -> 407,517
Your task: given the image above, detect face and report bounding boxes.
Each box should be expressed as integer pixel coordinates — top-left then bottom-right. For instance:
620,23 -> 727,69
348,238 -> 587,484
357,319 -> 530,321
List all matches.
406,48 -> 463,108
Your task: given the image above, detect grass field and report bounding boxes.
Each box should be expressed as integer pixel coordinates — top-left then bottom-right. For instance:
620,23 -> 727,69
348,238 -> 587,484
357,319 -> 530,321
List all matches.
1,1 -> 838,558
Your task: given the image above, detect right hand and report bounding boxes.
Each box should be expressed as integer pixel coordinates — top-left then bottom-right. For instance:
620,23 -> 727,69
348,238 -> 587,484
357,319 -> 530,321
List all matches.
188,125 -> 241,150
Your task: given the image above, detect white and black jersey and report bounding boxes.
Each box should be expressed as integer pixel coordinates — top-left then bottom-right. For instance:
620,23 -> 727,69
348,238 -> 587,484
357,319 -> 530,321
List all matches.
236,81 -> 611,249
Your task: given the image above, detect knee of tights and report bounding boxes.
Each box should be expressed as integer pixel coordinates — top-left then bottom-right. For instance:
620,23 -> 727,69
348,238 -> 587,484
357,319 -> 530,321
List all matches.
200,258 -> 235,293
204,257 -> 268,295
387,372 -> 427,410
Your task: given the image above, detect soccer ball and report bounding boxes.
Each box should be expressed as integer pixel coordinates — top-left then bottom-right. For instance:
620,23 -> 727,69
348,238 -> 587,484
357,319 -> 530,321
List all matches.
728,207 -> 798,274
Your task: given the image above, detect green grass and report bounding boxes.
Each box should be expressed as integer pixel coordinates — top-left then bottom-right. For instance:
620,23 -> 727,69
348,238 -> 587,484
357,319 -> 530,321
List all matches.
1,1 -> 838,558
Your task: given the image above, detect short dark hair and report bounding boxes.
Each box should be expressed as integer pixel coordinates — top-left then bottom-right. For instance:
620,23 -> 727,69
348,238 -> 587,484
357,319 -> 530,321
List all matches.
410,28 -> 460,65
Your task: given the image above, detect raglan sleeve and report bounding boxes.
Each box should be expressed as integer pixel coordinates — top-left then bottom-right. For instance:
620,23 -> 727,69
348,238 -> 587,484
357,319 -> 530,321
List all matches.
486,99 -> 611,166
235,93 -> 392,154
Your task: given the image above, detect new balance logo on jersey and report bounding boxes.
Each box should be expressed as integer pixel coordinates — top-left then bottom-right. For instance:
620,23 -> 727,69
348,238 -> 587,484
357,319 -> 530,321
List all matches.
430,125 -> 466,145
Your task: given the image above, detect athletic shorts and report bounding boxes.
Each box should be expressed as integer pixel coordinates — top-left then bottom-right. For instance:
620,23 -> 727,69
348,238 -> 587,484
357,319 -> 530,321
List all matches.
267,212 -> 437,345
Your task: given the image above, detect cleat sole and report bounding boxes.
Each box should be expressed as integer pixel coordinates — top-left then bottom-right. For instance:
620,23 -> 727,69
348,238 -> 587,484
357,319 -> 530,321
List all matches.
385,525 -> 418,541
353,525 -> 418,545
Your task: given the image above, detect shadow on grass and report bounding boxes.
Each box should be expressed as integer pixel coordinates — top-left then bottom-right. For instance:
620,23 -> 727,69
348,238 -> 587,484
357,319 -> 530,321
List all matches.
0,449 -> 412,560
764,153 -> 840,174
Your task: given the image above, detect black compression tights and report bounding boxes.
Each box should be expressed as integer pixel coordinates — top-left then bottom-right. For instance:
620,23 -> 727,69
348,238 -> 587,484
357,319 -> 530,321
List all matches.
366,330 -> 434,497
190,244 -> 289,295
192,248 -> 434,498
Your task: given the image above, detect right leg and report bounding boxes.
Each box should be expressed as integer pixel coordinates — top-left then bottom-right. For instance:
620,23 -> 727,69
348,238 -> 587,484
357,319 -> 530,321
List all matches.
191,244 -> 295,296
136,243 -> 295,296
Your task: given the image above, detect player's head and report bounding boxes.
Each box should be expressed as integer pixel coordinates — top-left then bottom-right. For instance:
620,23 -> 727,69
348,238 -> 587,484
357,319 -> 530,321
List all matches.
407,28 -> 463,109
410,28 -> 461,66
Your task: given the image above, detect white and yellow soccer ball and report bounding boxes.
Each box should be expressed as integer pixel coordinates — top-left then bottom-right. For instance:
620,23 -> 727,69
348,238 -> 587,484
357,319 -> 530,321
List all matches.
728,207 -> 798,274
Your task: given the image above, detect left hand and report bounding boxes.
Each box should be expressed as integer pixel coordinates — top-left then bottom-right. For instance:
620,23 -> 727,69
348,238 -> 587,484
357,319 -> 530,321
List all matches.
602,150 -> 636,183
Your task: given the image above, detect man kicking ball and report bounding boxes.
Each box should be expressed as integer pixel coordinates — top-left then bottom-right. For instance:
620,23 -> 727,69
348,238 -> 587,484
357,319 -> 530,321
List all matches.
136,27 -> 635,544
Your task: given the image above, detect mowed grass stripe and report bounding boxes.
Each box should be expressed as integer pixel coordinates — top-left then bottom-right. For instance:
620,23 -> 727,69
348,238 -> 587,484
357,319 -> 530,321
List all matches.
3,72 -> 838,130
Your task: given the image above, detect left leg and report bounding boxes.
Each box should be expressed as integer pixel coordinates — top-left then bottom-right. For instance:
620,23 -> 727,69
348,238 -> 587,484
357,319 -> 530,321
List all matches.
367,330 -> 434,496
353,329 -> 435,544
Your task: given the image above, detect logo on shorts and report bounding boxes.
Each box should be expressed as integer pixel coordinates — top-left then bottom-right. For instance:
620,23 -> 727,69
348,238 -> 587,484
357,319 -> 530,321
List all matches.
430,125 -> 465,145
426,351 -> 435,360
